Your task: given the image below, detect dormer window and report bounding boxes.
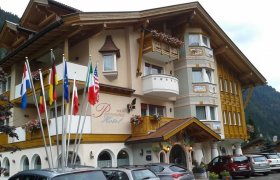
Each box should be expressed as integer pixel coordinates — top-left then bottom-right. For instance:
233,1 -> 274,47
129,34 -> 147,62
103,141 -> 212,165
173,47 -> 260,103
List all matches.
188,34 -> 210,48
99,35 -> 120,76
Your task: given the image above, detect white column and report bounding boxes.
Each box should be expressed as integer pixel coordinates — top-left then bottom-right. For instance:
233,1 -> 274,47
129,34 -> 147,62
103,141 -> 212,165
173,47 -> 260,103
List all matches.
206,106 -> 211,120
211,142 -> 219,159
235,143 -> 243,155
193,143 -> 203,165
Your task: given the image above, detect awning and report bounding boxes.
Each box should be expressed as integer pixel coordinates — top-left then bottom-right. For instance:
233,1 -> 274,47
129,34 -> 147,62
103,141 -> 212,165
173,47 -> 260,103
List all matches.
125,117 -> 221,144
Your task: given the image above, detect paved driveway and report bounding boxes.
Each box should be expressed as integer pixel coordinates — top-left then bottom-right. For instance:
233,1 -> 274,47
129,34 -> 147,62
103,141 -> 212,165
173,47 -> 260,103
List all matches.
233,171 -> 280,179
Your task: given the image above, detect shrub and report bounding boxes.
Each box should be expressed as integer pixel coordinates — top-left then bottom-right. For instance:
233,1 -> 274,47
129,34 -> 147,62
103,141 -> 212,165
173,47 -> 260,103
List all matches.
209,172 -> 219,180
220,170 -> 230,177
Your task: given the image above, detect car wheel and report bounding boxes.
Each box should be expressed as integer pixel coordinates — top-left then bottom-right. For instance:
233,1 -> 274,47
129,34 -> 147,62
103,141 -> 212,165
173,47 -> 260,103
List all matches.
263,172 -> 269,176
244,174 -> 251,179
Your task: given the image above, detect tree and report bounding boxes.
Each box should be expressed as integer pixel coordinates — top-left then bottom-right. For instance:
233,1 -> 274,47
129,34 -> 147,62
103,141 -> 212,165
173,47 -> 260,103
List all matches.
0,67 -> 18,139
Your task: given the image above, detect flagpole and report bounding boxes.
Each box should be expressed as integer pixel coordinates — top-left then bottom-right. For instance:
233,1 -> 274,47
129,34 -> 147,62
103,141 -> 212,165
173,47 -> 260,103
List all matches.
39,70 -> 54,168
25,58 -> 51,168
73,102 -> 89,165
71,57 -> 91,165
66,72 -> 76,166
61,57 -> 66,171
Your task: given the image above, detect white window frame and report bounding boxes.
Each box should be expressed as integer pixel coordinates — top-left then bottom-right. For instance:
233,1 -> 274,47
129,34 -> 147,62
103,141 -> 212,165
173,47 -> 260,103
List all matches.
233,112 -> 237,125
192,69 -> 203,83
196,105 -> 217,121
141,103 -> 166,117
234,82 -> 237,95
103,53 -> 117,72
192,68 -> 214,84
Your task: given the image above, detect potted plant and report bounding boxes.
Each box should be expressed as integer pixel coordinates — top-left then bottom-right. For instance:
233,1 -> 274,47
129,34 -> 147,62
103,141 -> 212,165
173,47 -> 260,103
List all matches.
22,119 -> 41,132
130,115 -> 142,125
220,170 -> 232,180
152,113 -> 161,121
192,161 -> 207,179
209,172 -> 219,180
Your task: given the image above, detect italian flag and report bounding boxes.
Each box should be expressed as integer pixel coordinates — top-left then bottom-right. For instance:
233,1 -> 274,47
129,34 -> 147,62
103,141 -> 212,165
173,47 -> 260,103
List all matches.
73,82 -> 79,115
88,63 -> 95,105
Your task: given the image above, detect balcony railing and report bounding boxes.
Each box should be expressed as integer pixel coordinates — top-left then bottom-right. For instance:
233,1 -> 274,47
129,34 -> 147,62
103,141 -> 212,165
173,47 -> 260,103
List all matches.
14,62 -> 88,99
142,74 -> 179,98
142,34 -> 180,62
131,116 -> 173,137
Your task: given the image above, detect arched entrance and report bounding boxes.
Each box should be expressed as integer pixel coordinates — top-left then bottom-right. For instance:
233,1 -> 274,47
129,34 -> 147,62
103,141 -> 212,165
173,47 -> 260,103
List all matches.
169,145 -> 186,167
117,150 -> 129,166
159,151 -> 166,163
98,151 -> 112,167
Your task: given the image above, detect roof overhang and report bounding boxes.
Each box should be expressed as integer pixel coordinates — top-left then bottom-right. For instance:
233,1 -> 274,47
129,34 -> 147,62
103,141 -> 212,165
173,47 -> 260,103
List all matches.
125,117 -> 221,145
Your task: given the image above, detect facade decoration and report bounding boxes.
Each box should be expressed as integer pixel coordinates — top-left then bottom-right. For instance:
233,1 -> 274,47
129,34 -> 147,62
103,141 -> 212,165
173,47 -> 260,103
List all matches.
130,115 -> 142,125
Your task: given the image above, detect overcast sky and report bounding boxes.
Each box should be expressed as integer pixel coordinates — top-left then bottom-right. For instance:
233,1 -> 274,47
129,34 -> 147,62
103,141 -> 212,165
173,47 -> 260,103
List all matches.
1,0 -> 280,91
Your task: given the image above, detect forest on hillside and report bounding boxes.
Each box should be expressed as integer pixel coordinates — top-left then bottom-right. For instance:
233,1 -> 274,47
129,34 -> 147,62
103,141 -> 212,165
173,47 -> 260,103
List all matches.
244,85 -> 280,140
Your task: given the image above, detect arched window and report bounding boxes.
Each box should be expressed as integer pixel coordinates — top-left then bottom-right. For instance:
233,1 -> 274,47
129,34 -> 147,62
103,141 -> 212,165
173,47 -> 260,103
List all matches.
159,152 -> 166,163
117,150 -> 129,166
31,155 -> 41,169
233,113 -> 237,125
58,151 -> 81,167
21,156 -> 29,171
228,112 -> 232,125
98,151 -> 112,168
223,111 -> 227,124
3,158 -> 10,177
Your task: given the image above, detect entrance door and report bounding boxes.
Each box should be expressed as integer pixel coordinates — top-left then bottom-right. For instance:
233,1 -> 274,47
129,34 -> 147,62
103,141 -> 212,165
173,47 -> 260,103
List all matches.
169,145 -> 187,167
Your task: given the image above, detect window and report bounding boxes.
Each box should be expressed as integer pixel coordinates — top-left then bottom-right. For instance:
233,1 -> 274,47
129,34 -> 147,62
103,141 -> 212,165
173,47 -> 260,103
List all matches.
224,80 -> 228,92
103,53 -> 117,72
188,34 -> 200,46
223,111 -> 227,124
141,103 -> 165,116
188,34 -> 211,48
237,113 -> 241,126
0,76 -> 11,94
192,69 -> 203,83
196,106 -> 206,120
210,106 -> 216,120
144,63 -> 163,75
205,69 -> 212,83
234,82 -> 238,95
233,112 -> 236,125
228,112 -> 232,125
229,81 -> 233,94
219,78 -> 223,91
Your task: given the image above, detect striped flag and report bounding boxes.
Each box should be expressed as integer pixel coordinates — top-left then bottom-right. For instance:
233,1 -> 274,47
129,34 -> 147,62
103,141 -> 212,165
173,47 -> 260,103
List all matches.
93,64 -> 99,103
20,62 -> 31,109
49,51 -> 58,105
73,82 -> 79,115
39,89 -> 45,114
87,63 -> 95,105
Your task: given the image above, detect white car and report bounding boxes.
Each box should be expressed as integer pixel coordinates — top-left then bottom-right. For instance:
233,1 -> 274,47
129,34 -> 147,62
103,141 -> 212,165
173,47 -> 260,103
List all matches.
259,153 -> 280,171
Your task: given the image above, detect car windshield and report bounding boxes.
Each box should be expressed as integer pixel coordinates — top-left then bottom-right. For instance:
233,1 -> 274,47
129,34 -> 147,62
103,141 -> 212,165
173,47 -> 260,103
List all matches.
52,171 -> 106,180
268,154 -> 279,159
232,156 -> 248,163
132,169 -> 157,180
148,165 -> 164,172
253,156 -> 267,162
169,165 -> 187,172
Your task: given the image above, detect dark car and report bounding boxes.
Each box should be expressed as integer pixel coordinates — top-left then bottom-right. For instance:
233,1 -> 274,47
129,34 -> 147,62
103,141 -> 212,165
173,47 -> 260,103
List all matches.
144,163 -> 195,180
207,155 -> 251,178
102,166 -> 160,180
9,168 -> 107,180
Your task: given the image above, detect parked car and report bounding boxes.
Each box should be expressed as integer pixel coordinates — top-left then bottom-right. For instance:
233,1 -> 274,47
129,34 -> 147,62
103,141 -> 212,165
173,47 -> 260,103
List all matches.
144,163 -> 195,180
259,153 -> 280,171
207,155 -> 251,178
246,154 -> 270,175
9,167 -> 107,180
102,166 -> 160,180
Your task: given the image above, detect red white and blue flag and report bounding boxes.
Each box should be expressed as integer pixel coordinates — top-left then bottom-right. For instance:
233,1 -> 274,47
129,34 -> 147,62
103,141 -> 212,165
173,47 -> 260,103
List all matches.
87,63 -> 99,105
20,62 -> 31,109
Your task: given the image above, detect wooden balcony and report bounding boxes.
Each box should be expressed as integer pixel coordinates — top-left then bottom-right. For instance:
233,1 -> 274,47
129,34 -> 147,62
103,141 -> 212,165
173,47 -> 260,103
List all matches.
224,124 -> 247,140
131,116 -> 173,137
142,34 -> 180,62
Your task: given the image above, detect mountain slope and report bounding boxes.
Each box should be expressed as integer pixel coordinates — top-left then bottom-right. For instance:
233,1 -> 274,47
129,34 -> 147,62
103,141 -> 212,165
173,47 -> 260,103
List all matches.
244,85 -> 280,140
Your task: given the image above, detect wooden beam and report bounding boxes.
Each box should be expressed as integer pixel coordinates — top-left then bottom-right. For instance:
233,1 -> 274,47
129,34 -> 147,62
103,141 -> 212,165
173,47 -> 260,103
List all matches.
38,13 -> 56,28
11,36 -> 26,48
214,45 -> 228,55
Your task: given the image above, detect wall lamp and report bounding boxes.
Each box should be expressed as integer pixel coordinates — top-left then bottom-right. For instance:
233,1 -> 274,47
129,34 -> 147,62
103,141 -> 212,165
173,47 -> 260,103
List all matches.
163,146 -> 170,153
90,151 -> 94,159
188,146 -> 193,152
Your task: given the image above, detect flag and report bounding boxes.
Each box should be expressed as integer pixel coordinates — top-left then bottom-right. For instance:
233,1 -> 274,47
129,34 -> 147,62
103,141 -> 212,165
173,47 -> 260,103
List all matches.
49,51 -> 58,105
20,62 -> 31,109
73,82 -> 79,115
93,64 -> 99,103
63,60 -> 69,103
39,89 -> 45,114
87,63 -> 95,105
